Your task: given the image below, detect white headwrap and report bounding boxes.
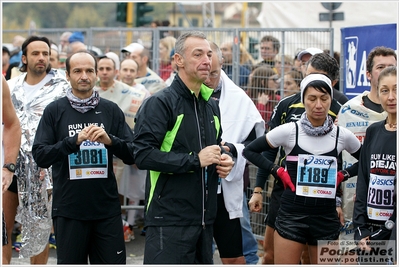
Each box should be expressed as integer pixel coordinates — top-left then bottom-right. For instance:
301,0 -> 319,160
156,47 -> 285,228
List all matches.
300,73 -> 333,103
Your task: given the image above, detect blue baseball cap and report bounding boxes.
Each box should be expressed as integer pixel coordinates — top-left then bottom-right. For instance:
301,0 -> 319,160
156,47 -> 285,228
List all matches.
69,32 -> 84,43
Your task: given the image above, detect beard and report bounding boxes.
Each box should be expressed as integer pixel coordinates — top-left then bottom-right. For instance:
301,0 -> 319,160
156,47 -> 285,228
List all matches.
76,86 -> 93,93
76,84 -> 94,93
28,62 -> 49,76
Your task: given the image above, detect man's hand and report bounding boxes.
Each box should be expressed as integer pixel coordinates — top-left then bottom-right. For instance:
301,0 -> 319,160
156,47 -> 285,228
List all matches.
221,145 -> 230,152
198,145 -> 222,167
77,125 -> 112,146
336,206 -> 344,226
2,169 -> 13,194
249,191 -> 263,212
77,128 -> 90,145
216,153 -> 234,178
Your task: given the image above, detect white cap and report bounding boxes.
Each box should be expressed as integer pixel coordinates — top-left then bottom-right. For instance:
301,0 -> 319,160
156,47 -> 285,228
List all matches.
121,43 -> 144,53
50,43 -> 59,53
105,52 -> 120,70
297,47 -> 323,61
300,73 -> 333,103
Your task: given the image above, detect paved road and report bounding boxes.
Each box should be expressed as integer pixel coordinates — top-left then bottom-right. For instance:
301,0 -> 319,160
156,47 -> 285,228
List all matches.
10,228 -> 231,265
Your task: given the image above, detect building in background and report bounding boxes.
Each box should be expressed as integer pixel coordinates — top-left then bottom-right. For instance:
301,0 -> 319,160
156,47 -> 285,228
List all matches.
256,2 -> 397,55
166,3 -> 261,29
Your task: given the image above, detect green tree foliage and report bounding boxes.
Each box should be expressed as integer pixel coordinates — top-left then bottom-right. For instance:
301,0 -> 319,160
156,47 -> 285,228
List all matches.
2,3 -> 121,29
152,3 -> 174,22
2,3 -> 70,28
66,6 -> 106,28
2,2 -> 174,30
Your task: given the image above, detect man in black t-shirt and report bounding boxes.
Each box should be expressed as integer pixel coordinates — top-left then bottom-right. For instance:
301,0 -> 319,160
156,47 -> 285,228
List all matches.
32,51 -> 135,264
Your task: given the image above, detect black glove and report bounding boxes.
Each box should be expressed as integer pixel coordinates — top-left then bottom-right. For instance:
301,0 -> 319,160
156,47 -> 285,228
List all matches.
220,145 -> 233,159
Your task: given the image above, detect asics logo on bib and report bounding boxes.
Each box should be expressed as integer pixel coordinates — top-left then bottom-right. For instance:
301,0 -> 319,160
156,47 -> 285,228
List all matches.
306,156 -> 334,165
371,177 -> 394,186
82,140 -> 101,146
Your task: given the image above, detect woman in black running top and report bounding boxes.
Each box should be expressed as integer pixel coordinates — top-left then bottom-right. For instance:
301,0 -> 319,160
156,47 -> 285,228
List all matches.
244,73 -> 361,264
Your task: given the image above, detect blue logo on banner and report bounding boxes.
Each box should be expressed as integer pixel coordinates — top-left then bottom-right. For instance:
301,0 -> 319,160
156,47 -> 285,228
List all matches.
341,24 -> 397,99
345,37 -> 358,89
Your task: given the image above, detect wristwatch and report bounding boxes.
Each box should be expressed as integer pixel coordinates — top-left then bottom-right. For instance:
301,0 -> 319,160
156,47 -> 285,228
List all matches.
3,163 -> 16,173
385,220 -> 395,230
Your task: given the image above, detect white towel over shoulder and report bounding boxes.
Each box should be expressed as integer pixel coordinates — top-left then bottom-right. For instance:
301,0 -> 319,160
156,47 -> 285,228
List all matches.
218,70 -> 265,219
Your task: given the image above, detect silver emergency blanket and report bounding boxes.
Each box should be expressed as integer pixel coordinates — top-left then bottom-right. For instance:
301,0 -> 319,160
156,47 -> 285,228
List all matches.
9,69 -> 69,258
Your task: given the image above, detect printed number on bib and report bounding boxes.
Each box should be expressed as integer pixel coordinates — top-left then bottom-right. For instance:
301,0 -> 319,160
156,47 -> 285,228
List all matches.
367,174 -> 395,221
68,140 -> 108,180
296,154 -> 337,199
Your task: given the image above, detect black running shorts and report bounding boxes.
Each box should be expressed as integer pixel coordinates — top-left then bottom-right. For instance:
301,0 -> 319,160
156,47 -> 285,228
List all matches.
53,215 -> 126,264
144,224 -> 214,264
275,207 -> 340,246
265,179 -> 284,228
213,192 -> 243,258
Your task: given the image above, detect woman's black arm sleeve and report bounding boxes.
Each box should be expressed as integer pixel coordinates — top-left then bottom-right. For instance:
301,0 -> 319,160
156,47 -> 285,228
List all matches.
343,145 -> 362,177
345,162 -> 359,178
243,136 -> 276,173
255,148 -> 279,188
351,145 -> 362,161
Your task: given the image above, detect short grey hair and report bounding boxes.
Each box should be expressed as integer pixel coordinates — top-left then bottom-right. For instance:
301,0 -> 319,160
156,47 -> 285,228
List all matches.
175,31 -> 207,58
208,41 -> 223,63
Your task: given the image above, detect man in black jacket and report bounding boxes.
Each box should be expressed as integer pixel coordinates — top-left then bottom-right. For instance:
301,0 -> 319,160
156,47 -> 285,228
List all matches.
132,31 -> 234,264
